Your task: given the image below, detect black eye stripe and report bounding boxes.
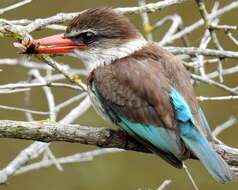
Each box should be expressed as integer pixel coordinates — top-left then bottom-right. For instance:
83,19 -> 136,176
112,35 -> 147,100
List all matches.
67,31 -> 96,45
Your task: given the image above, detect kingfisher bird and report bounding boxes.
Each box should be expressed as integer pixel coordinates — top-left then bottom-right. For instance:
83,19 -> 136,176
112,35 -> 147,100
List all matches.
25,8 -> 235,183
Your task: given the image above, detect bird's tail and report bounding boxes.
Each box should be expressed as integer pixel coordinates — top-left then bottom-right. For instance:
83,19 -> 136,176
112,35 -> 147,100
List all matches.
180,123 -> 236,184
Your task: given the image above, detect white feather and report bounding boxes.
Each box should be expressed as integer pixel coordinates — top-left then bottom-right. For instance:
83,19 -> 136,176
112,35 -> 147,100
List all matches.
72,37 -> 148,73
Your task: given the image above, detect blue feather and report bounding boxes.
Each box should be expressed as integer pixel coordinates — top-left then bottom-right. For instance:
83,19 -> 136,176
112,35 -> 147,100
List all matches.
169,88 -> 195,124
169,88 -> 235,183
118,117 -> 182,158
180,123 -> 235,183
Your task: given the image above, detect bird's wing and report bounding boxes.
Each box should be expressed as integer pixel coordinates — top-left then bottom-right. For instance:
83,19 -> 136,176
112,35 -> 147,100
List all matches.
89,47 -> 192,168
89,45 -> 235,182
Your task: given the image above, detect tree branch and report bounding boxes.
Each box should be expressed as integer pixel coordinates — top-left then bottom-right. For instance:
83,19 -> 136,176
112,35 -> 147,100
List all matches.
0,120 -> 237,167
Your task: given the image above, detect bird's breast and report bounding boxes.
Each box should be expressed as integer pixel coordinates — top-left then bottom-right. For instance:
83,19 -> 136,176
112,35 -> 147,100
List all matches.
87,80 -> 113,123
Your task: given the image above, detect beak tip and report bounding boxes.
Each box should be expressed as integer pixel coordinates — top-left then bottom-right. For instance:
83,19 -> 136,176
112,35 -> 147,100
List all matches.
21,43 -> 38,54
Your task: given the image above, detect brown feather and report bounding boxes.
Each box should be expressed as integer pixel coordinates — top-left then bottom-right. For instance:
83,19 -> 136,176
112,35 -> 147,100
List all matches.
87,42 -> 206,166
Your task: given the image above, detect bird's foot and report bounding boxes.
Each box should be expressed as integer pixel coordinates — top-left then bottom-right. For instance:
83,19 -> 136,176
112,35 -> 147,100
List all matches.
117,129 -> 130,149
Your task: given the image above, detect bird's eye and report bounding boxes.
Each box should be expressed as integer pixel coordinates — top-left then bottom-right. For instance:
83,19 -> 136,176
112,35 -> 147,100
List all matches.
81,32 -> 95,45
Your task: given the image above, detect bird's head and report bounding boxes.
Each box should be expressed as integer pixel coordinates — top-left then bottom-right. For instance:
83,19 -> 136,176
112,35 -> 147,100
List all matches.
27,8 -> 147,71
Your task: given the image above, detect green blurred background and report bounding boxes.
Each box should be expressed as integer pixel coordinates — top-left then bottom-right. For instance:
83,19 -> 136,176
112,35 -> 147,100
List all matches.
0,0 -> 238,189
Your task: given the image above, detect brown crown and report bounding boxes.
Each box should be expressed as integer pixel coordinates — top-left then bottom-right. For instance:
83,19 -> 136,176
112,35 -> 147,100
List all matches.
66,8 -> 141,40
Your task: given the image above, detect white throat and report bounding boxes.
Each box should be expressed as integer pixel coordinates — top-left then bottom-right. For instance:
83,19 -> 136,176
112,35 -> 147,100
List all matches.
72,37 -> 148,73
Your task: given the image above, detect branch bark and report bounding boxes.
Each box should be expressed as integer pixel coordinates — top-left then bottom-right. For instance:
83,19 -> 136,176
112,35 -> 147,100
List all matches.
0,120 -> 237,167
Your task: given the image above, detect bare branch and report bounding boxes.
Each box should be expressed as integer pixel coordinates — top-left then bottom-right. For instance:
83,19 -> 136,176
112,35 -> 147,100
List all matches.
116,0 -> 187,14
59,96 -> 91,124
160,1 -> 238,45
40,56 -> 87,91
197,96 -> 238,101
165,46 -> 238,59
183,164 -> 199,190
213,117 -> 237,137
0,105 -> 49,115
138,0 -> 153,42
15,148 -> 122,175
0,88 -> 29,94
0,0 -> 32,15
0,58 -> 51,70
23,0 -> 186,33
0,142 -> 48,184
0,120 -> 237,167
156,180 -> 172,190
0,81 -> 81,90
30,70 -> 56,121
226,31 -> 238,46
54,93 -> 87,112
191,74 -> 238,95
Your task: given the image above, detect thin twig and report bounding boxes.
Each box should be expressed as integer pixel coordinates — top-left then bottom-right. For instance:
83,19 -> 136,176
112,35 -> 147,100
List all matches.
165,46 -> 238,59
24,0 -> 187,32
183,164 -> 199,190
191,74 -> 238,95
197,96 -> 238,101
213,117 -> 236,137
30,70 -> 56,121
0,142 -> 48,184
55,93 -> 87,112
160,2 -> 238,45
59,96 -> 91,124
15,148 -> 122,175
0,82 -> 82,90
226,31 -> 238,46
138,0 -> 153,42
0,105 -> 49,115
0,0 -> 32,15
156,179 -> 172,190
44,148 -> 63,171
0,88 -> 29,94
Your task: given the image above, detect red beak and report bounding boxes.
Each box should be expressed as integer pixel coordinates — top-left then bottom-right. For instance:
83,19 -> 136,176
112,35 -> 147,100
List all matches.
26,33 -> 85,54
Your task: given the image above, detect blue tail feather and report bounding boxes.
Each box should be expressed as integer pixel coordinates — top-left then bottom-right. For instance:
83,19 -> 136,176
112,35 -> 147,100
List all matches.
170,88 -> 236,183
180,123 -> 236,183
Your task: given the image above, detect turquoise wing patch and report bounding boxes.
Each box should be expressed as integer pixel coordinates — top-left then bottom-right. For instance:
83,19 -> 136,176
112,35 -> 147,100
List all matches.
169,88 -> 195,124
118,116 -> 182,158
